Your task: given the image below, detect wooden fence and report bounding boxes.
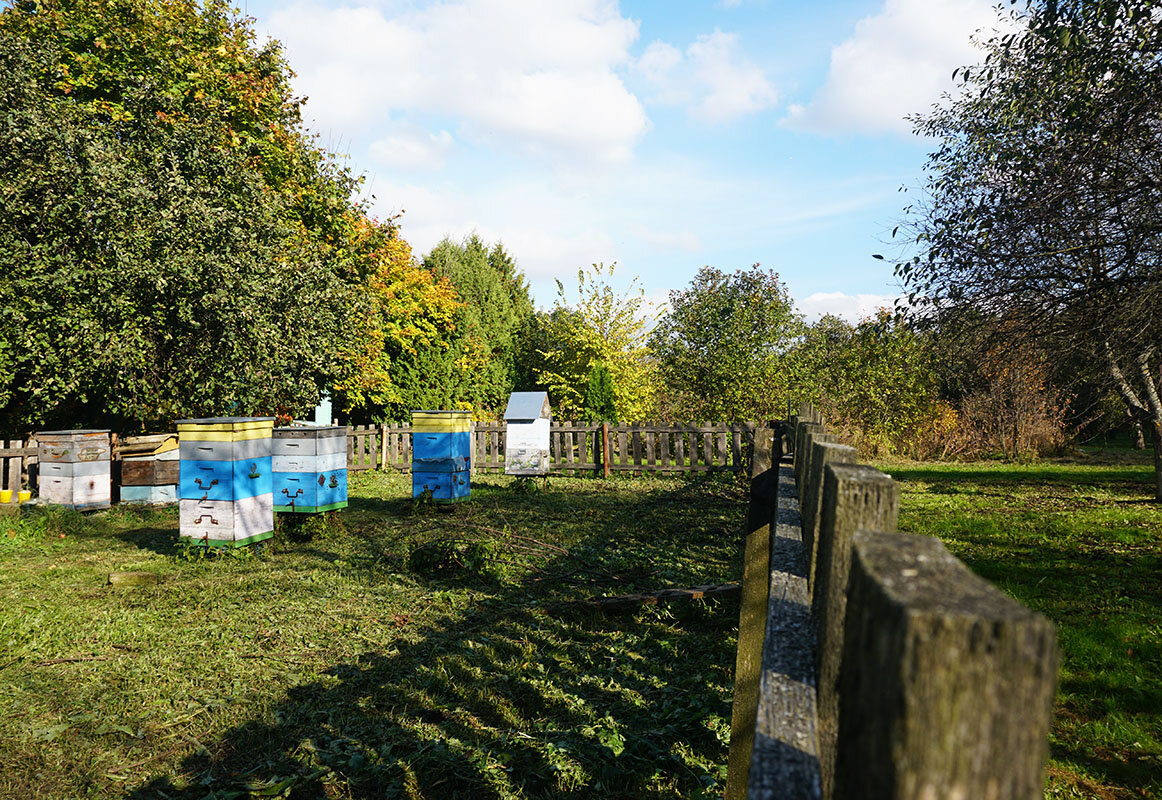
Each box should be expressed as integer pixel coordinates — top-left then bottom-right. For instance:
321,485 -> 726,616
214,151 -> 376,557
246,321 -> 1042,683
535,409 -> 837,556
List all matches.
726,402 -> 1059,800
0,420 -> 764,506
348,421 -> 761,474
0,438 -> 33,505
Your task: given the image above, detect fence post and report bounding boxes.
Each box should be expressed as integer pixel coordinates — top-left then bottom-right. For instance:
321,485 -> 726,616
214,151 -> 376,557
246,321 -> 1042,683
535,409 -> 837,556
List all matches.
812,464 -> 898,798
801,439 -> 856,590
601,422 -> 610,478
835,531 -> 1058,800
794,422 -> 824,483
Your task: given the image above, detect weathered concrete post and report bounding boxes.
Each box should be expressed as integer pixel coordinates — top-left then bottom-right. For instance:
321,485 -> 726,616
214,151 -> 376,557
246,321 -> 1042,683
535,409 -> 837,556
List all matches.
785,415 -> 800,458
794,422 -> 825,485
812,464 -> 898,798
835,531 -> 1058,800
800,439 -> 853,590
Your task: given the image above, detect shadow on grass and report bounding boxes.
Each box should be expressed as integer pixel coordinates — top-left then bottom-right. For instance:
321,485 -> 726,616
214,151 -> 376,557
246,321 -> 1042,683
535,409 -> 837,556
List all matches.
126,475 -> 742,799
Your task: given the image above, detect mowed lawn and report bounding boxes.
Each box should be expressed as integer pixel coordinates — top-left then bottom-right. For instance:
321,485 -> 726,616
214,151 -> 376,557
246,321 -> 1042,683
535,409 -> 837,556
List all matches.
880,454 -> 1162,800
0,472 -> 745,800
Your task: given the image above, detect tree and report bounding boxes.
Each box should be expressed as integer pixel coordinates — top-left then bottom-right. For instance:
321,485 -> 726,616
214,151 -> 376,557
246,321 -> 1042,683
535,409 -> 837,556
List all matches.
0,0 -> 370,430
334,217 -> 462,421
894,0 -> 1162,497
582,361 -> 617,422
649,265 -> 803,421
531,263 -> 657,421
422,235 -> 534,415
797,311 -> 944,454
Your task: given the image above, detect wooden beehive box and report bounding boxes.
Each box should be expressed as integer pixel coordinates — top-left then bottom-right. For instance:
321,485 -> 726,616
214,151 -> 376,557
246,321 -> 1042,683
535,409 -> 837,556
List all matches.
272,426 -> 348,513
411,410 -> 471,503
504,392 -> 551,476
36,429 -> 112,510
177,417 -> 274,547
119,433 -> 179,505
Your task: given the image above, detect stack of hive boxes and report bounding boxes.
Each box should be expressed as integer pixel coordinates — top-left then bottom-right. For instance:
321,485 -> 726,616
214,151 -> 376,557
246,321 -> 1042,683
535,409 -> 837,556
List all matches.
37,429 -> 112,510
119,433 -> 179,505
272,426 -> 348,513
411,410 -> 471,503
177,417 -> 274,547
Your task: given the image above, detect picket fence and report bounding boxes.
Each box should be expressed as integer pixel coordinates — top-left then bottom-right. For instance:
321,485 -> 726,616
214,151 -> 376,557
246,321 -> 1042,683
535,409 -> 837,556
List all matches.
0,421 -> 767,504
347,421 -> 762,474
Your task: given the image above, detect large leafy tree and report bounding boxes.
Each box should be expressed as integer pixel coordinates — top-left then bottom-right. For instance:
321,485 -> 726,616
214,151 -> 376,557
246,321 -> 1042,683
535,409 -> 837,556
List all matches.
797,311 -> 942,454
896,0 -> 1162,497
529,263 -> 657,421
649,265 -> 803,422
334,217 -> 462,420
422,235 -> 534,415
0,0 -> 364,431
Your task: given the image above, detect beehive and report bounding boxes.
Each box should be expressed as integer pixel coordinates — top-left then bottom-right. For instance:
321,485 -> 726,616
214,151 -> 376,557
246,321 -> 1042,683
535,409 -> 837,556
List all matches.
272,426 -> 348,513
37,429 -> 112,510
411,410 -> 471,503
119,433 -> 179,505
177,417 -> 274,547
504,392 -> 551,476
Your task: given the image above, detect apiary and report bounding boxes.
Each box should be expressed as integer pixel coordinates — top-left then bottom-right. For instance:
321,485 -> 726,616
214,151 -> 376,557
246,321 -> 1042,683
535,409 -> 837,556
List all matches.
411,410 -> 471,503
119,433 -> 179,505
177,417 -> 274,547
272,426 -> 348,513
504,392 -> 551,476
36,429 -> 112,510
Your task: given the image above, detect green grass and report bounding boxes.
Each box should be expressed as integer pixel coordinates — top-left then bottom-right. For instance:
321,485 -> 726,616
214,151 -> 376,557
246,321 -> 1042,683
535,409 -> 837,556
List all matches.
878,456 -> 1162,799
0,472 -> 745,799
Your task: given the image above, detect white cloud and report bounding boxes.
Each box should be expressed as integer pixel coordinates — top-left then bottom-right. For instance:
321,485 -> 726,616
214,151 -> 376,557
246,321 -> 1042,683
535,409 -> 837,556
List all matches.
784,0 -> 1016,136
798,291 -> 900,323
369,125 -> 454,171
636,30 -> 777,123
264,0 -> 648,163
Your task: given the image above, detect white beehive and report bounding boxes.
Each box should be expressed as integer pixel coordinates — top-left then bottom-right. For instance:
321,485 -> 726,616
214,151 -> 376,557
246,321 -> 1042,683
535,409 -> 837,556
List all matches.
504,392 -> 551,476
37,429 -> 112,510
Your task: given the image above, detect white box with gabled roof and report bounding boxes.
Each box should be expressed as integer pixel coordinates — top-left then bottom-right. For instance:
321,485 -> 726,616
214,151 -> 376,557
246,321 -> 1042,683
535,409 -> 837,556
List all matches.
504,392 -> 551,476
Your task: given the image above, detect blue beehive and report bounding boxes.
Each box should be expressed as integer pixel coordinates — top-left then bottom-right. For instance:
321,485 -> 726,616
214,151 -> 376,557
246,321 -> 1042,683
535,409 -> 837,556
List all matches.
177,417 -> 274,547
272,426 -> 348,513
411,410 -> 471,503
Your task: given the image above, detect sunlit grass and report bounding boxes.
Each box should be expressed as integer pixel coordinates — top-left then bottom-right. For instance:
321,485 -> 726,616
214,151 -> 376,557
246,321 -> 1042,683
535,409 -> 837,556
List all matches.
0,471 -> 743,799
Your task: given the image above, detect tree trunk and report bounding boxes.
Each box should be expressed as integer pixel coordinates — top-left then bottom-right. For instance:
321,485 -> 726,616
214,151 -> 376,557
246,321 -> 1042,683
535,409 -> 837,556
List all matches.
1153,423 -> 1162,502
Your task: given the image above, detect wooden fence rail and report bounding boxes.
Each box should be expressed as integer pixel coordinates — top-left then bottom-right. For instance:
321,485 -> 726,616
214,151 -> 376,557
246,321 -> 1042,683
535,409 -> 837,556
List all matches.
348,421 -> 761,474
0,420 -> 765,508
0,439 -> 34,507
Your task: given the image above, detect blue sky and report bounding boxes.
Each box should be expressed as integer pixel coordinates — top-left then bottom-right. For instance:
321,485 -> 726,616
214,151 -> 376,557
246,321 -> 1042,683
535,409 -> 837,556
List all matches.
238,0 -> 1013,318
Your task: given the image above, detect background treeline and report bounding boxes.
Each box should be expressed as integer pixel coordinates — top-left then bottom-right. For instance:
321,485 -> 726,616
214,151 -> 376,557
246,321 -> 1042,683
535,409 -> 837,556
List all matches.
0,0 -> 1128,462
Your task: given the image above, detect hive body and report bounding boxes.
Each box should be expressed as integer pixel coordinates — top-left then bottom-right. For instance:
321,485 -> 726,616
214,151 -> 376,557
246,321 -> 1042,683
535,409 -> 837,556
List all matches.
411,411 -> 471,503
272,426 -> 348,513
120,433 -> 179,506
37,430 -> 112,510
177,417 -> 274,547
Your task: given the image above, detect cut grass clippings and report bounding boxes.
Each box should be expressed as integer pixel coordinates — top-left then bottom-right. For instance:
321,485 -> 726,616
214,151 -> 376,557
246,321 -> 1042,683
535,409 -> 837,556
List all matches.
0,471 -> 744,799
878,454 -> 1162,799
